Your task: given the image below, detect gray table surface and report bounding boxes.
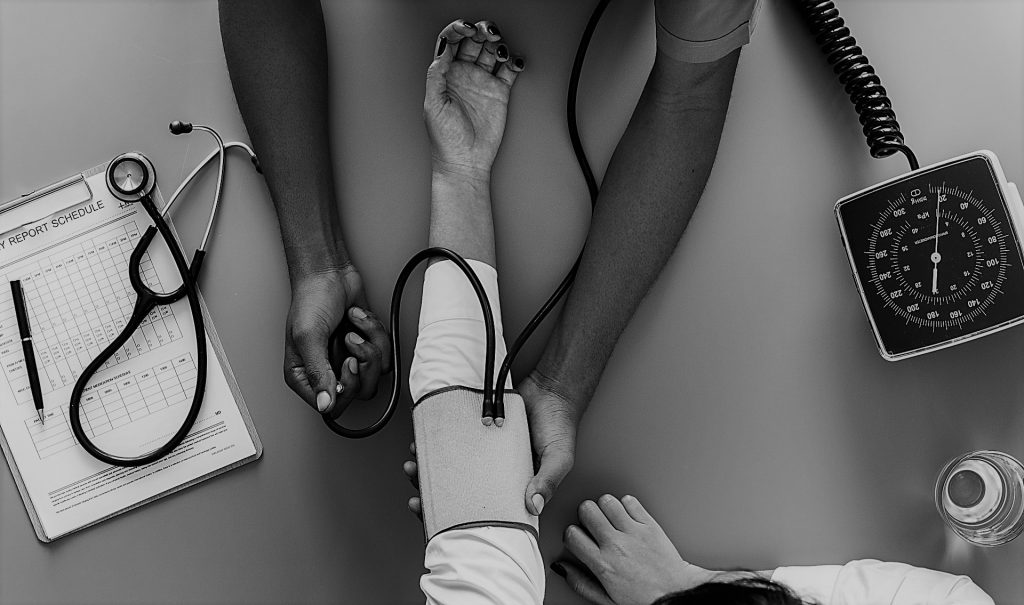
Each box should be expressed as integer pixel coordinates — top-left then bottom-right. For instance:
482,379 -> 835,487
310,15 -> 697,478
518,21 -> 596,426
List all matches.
2,1 -> 1023,603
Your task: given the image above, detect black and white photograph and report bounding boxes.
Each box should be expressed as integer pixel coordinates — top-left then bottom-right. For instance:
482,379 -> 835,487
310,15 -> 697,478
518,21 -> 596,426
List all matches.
0,1 -> 1021,603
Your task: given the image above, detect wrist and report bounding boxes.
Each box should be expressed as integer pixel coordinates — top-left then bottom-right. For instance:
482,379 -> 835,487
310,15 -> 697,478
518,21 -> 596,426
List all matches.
284,242 -> 351,284
532,332 -> 602,411
431,160 -> 491,187
431,168 -> 492,207
524,367 -> 586,423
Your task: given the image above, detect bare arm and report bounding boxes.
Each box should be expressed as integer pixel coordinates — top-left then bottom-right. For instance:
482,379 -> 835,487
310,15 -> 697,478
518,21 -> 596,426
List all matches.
521,48 -> 741,513
219,0 -> 343,276
219,0 -> 388,415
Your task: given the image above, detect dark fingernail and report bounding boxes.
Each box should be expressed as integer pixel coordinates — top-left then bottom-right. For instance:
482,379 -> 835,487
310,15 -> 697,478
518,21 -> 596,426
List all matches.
436,36 -> 447,57
513,57 -> 525,70
487,24 -> 500,36
496,44 -> 509,61
461,20 -> 474,29
550,562 -> 567,578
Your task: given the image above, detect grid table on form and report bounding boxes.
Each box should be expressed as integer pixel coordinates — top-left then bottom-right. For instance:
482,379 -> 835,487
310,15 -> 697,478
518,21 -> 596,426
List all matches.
0,221 -> 184,406
22,352 -> 198,459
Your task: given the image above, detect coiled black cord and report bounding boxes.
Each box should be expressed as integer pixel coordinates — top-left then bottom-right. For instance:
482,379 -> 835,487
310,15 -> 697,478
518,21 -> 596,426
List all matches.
797,0 -> 919,171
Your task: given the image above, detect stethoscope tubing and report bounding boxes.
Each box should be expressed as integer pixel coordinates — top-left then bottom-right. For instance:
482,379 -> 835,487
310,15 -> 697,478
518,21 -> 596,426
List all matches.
162,142 -> 260,219
69,127 -> 258,466
69,195 -> 208,466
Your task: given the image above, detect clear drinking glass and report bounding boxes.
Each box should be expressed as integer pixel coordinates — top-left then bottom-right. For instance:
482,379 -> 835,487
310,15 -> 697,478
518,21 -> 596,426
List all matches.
935,450 -> 1024,546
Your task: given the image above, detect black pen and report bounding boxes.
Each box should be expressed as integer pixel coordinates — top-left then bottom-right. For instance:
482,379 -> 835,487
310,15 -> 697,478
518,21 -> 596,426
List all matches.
10,280 -> 44,424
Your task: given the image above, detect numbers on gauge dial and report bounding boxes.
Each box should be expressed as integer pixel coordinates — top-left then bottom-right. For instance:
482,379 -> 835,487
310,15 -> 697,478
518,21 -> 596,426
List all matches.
865,183 -> 1010,329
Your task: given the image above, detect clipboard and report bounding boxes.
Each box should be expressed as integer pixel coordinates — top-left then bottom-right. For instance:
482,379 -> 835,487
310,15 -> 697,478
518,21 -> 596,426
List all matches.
0,160 -> 262,542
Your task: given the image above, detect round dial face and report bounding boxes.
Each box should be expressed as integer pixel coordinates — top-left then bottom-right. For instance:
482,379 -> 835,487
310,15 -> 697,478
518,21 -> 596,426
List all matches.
837,154 -> 1024,359
869,183 -> 1009,329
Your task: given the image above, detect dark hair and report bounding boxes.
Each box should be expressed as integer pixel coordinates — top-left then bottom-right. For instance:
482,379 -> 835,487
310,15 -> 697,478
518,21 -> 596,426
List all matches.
652,577 -> 811,605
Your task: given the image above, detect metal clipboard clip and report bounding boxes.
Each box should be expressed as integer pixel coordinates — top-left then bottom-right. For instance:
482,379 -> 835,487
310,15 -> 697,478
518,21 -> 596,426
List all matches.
0,173 -> 94,233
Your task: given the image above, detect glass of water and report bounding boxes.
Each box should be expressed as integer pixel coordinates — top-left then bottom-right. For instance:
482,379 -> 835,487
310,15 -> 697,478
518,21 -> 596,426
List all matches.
935,450 -> 1024,546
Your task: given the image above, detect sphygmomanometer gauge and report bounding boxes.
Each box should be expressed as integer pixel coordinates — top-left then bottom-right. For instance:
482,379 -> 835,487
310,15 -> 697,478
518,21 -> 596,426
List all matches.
836,151 -> 1024,360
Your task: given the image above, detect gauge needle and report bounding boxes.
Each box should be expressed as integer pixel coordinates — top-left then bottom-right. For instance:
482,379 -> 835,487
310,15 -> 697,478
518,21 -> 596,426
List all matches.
931,190 -> 943,294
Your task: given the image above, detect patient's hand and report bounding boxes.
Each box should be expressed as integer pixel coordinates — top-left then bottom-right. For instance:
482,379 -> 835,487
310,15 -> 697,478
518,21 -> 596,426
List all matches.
425,19 -> 525,182
552,495 -> 722,605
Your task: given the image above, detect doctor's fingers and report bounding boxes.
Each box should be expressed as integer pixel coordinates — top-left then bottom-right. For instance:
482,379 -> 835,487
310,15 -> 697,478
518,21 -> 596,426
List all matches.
403,459 -> 419,488
408,496 -> 422,520
495,55 -> 525,87
285,331 -> 337,412
330,357 -> 362,414
456,20 -> 501,63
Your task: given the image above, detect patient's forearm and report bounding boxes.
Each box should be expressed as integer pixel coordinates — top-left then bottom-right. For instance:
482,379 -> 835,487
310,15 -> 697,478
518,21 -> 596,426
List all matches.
429,172 -> 496,266
534,48 -> 740,408
219,0 -> 347,281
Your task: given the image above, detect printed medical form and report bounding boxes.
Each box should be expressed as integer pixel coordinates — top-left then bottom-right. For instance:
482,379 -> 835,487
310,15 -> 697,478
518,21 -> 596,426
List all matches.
0,165 -> 260,541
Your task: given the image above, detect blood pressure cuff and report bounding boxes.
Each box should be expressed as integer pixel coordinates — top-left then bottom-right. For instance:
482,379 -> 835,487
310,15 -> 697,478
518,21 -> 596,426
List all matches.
655,0 -> 763,63
413,386 -> 538,542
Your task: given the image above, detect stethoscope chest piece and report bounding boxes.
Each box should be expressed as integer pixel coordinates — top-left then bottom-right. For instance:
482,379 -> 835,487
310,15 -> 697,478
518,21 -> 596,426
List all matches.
106,152 -> 156,202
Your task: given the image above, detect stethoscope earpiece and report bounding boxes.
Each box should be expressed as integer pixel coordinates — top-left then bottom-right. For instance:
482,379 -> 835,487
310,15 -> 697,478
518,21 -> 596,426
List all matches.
169,120 -> 193,135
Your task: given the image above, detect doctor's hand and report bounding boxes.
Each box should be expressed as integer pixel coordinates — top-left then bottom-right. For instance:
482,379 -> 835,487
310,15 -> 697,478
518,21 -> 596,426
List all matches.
519,372 -> 579,517
283,265 -> 391,416
425,19 -> 525,181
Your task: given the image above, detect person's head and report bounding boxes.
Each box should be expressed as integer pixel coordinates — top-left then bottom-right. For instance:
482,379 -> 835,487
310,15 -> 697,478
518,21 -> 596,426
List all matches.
653,577 -> 810,605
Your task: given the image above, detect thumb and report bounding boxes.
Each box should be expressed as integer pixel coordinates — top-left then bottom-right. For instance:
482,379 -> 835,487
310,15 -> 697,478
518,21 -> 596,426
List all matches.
525,441 -> 574,515
425,40 -> 454,113
293,326 -> 339,413
551,560 -> 615,605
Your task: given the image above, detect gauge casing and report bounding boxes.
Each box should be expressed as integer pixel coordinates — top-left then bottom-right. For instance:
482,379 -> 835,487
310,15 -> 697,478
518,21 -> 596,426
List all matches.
836,150 -> 1024,361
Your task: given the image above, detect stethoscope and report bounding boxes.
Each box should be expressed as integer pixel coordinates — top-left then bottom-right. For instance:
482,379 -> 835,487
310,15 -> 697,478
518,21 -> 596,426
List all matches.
68,121 -> 261,467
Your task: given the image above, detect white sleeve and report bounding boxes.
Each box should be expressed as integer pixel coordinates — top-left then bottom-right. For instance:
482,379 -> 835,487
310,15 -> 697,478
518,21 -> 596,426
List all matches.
772,560 -> 994,605
422,527 -> 545,605
411,259 -> 544,605
409,259 -> 511,402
